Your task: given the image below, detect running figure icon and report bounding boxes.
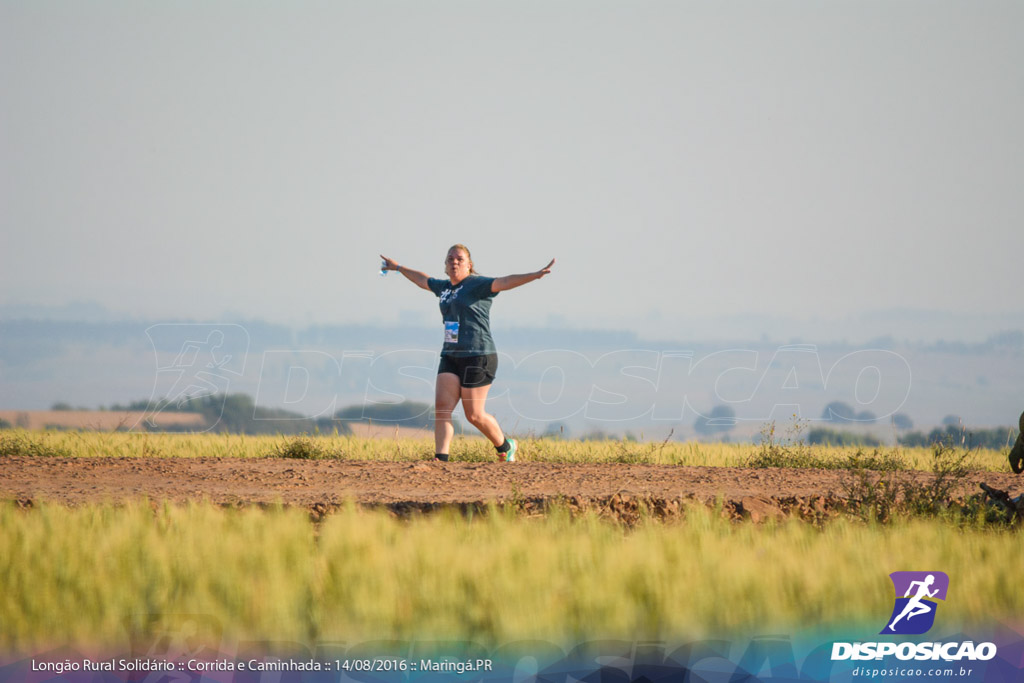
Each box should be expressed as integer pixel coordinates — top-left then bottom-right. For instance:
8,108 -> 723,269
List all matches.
888,574 -> 939,631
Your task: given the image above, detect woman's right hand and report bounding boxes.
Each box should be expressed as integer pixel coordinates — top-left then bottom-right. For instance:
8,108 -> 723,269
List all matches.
380,256 -> 431,290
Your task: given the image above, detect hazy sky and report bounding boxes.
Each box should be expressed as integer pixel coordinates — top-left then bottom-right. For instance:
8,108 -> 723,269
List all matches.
3,1 -> 1023,340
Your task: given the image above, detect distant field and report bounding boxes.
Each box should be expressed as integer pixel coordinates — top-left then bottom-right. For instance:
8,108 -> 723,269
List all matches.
0,410 -> 205,431
0,410 -> 433,438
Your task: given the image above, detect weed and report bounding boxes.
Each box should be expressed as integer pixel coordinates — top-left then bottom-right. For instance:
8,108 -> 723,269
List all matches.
841,438 -> 977,524
972,483 -> 1024,526
613,429 -> 675,464
904,440 -> 974,515
841,448 -> 908,472
0,432 -> 72,458
841,468 -> 901,523
748,420 -> 911,472
508,481 -> 523,507
271,437 -> 333,460
746,418 -> 819,468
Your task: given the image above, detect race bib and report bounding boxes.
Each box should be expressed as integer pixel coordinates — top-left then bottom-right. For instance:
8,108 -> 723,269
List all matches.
444,321 -> 459,344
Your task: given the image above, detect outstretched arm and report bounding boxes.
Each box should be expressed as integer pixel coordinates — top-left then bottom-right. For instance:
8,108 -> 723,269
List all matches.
491,259 -> 555,293
380,255 -> 431,291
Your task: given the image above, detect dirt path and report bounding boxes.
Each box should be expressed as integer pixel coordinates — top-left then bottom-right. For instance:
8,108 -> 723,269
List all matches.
3,456 -> 1022,521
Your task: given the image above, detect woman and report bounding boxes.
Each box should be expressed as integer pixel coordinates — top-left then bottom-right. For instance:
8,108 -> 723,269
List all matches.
380,245 -> 555,462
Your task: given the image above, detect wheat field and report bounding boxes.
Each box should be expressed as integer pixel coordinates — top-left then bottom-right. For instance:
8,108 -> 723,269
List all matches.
2,500 -> 1022,651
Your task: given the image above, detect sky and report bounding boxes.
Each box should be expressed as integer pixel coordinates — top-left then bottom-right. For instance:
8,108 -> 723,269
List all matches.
3,1 -> 1023,342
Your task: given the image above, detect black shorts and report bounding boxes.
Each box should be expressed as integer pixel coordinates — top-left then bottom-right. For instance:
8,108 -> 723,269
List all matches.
438,353 -> 498,388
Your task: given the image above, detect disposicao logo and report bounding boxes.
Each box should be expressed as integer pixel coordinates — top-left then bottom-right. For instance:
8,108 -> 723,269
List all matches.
831,570 -> 998,663
881,571 -> 949,635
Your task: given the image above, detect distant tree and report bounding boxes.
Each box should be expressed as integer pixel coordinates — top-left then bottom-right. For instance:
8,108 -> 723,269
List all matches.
112,399 -> 180,412
898,431 -> 926,447
987,330 -> 1024,349
147,393 -> 351,435
898,423 -> 1016,450
335,401 -> 441,431
694,405 -> 737,436
822,401 -> 856,422
51,402 -> 73,411
808,428 -> 882,447
0,418 -> 11,430
856,410 -> 877,422
891,413 -> 914,430
542,422 -> 570,439
941,415 -> 962,427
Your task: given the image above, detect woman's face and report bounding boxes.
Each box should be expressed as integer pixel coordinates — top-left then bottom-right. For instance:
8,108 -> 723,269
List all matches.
445,248 -> 471,282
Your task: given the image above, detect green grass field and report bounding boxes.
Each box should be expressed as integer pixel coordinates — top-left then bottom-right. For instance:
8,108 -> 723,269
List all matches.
3,500 -> 1023,651
0,428 -> 1015,471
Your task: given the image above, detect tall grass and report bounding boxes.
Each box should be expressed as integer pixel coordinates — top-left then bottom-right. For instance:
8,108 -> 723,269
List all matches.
0,429 -> 1014,472
0,501 -> 318,651
2,501 -> 1021,651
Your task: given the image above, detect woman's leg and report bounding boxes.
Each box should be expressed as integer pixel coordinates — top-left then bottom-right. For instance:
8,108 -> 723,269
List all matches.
434,372 -> 462,457
460,383 -> 505,447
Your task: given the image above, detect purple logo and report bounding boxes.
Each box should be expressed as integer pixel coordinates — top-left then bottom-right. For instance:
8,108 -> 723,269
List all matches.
880,571 -> 949,635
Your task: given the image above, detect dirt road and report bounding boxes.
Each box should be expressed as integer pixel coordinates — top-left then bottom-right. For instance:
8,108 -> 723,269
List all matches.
3,456 -> 1022,522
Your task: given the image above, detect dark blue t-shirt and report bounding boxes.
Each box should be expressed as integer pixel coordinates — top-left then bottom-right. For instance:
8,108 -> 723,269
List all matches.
427,275 -> 499,356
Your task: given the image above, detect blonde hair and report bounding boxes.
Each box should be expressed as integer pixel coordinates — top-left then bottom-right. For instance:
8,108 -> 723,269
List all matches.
447,244 -> 478,274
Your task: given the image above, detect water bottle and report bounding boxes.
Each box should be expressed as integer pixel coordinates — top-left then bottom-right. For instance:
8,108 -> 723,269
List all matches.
379,260 -> 388,277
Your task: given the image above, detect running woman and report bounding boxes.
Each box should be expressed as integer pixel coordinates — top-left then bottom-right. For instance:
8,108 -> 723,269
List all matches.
379,245 -> 555,462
